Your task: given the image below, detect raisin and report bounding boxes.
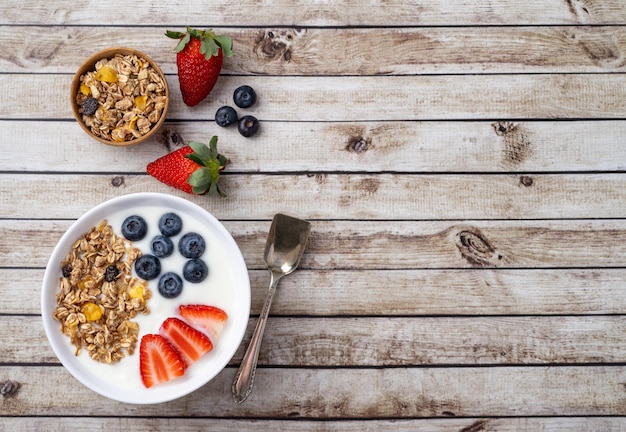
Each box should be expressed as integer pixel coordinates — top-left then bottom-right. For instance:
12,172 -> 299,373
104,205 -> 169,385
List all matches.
62,264 -> 72,278
104,265 -> 120,282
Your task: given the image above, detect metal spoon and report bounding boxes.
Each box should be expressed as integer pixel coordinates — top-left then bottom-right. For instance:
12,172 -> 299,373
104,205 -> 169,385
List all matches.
232,213 -> 311,403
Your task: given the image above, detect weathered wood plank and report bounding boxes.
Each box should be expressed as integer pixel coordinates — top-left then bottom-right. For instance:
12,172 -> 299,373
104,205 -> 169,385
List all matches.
4,220 -> 626,269
3,120 -> 626,173
5,417 -> 626,432
2,0 -> 625,25
8,315 -> 626,365
4,74 -> 626,120
7,268 -> 626,316
2,365 -> 626,416
4,26 -> 626,74
254,316 -> 626,366
2,173 -> 626,220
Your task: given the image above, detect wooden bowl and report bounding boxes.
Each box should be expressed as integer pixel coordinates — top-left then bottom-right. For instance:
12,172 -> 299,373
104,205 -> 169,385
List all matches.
70,47 -> 169,146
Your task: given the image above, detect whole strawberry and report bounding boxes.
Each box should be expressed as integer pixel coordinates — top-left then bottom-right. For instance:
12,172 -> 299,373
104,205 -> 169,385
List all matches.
165,27 -> 233,107
147,136 -> 229,196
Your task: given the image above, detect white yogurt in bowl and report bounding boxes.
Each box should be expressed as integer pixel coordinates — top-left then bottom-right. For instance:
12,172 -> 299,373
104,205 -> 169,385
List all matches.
41,192 -> 251,404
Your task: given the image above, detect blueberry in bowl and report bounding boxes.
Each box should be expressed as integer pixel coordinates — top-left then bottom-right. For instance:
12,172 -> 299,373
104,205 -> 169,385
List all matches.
151,235 -> 174,258
121,215 -> 148,241
134,254 -> 161,280
158,272 -> 183,298
158,212 -> 183,237
183,258 -> 209,283
178,232 -> 206,259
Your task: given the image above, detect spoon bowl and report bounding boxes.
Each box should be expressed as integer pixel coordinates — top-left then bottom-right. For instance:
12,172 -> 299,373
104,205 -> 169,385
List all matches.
264,213 -> 311,275
232,213 -> 311,403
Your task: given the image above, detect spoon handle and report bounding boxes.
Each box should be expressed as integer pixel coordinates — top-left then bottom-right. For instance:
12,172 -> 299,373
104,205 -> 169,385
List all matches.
232,271 -> 282,403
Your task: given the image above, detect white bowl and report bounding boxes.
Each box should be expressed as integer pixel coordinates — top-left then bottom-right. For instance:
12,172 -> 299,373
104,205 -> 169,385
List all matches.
41,193 -> 250,404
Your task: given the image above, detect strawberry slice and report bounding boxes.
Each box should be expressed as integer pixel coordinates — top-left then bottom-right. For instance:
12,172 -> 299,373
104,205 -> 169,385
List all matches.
139,334 -> 186,388
160,317 -> 213,366
178,304 -> 228,343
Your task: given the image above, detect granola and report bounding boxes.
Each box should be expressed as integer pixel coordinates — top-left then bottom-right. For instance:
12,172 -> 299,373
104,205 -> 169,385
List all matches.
75,53 -> 167,142
52,220 -> 151,364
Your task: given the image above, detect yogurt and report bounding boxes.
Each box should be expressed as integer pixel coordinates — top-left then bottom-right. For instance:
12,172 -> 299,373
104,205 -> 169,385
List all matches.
70,206 -> 238,392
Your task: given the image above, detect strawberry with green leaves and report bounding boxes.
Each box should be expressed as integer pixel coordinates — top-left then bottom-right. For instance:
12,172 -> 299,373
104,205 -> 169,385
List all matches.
166,27 -> 233,107
147,136 -> 229,196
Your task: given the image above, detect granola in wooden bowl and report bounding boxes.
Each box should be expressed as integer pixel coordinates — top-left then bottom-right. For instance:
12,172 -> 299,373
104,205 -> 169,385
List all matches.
71,47 -> 169,146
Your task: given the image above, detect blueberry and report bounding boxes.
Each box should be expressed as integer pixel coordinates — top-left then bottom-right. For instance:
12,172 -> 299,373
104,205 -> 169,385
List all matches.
183,259 -> 208,283
151,235 -> 174,258
233,85 -> 257,108
121,215 -> 148,241
134,254 -> 161,280
158,272 -> 183,298
238,115 -> 260,138
158,212 -> 182,237
81,97 -> 99,116
215,106 -> 238,127
178,232 -> 206,258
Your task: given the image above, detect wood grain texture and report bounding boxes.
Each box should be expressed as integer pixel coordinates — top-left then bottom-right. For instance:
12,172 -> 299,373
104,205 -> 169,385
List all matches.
2,173 -> 626,219
3,26 -> 626,74
3,120 -> 626,173
6,315 -> 626,365
2,0 -> 626,428
4,417 -> 626,432
2,0 -> 626,25
6,268 -> 626,316
2,366 -> 626,417
4,74 -> 626,120
4,220 -> 626,269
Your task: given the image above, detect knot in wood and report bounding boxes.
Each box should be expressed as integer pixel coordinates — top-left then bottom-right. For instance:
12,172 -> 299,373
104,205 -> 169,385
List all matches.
577,37 -> 625,68
254,29 -> 297,62
519,175 -> 534,187
346,136 -> 369,153
456,229 -> 502,267
460,420 -> 489,432
1,380 -> 19,397
157,128 -> 186,152
492,121 -> 533,166
111,176 -> 125,187
492,121 -> 517,136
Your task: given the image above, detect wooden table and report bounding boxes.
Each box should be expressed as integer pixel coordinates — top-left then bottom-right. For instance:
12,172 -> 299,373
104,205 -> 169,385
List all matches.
3,1 -> 626,430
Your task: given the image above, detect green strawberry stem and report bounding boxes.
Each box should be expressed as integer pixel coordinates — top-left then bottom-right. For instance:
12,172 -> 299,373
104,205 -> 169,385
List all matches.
165,27 -> 233,60
186,136 -> 229,196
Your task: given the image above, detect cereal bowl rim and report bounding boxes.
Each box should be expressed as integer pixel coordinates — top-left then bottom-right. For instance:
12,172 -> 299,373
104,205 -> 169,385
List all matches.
70,47 -> 170,147
41,192 -> 251,404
